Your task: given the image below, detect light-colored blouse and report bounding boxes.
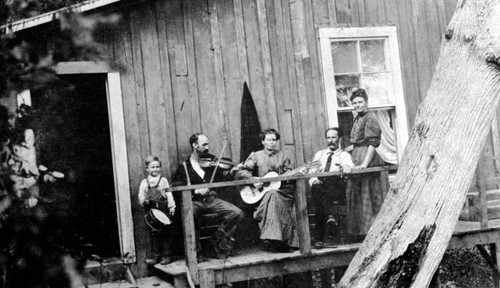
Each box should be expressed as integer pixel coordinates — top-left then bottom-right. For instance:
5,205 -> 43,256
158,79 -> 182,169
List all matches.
236,150 -> 292,179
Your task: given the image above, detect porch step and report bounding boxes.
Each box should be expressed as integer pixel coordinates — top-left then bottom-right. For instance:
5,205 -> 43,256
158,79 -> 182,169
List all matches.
83,276 -> 173,288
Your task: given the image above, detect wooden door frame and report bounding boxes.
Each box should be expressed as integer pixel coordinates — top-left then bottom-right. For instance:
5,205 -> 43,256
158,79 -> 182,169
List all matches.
53,61 -> 136,264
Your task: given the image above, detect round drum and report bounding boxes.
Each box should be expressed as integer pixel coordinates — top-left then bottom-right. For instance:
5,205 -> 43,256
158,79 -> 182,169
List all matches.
145,208 -> 171,231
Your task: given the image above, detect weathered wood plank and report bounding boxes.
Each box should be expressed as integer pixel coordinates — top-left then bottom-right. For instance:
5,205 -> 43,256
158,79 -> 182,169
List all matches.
303,0 -> 326,157
183,0 -> 202,133
217,0 -> 242,161
281,0 -> 298,111
182,190 -> 199,284
211,247 -> 358,283
54,61 -> 117,74
165,0 -> 192,160
356,0 -> 366,26
327,0 -> 338,27
288,0 -> 309,165
335,0 -> 351,24
348,0 -> 360,27
311,0 -> 329,26
199,269 -> 215,288
155,0 -> 178,176
265,0 -> 287,143
117,8 -> 149,275
242,0 -> 269,126
174,44 -> 188,76
424,0 -> 443,70
491,118 -> 500,174
398,0 -> 421,127
164,166 -> 398,192
129,7 -> 151,166
209,0 -> 232,157
411,0 -> 433,102
233,0 -> 249,84
364,0 -> 378,25
136,1 -> 170,167
384,0 -> 399,26
256,0 -> 279,130
295,178 -> 311,254
477,163 -> 489,229
191,1 -> 224,154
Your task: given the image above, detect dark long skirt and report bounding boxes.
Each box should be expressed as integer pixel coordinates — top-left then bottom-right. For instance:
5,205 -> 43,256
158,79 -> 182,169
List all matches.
253,188 -> 299,247
346,146 -> 389,237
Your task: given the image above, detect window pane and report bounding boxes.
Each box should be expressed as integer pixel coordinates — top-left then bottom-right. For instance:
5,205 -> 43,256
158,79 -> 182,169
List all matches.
335,75 -> 359,107
363,72 -> 391,106
331,41 -> 358,74
360,40 -> 386,72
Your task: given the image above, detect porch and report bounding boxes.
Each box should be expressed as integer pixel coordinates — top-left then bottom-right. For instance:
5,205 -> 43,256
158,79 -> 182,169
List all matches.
156,166 -> 500,288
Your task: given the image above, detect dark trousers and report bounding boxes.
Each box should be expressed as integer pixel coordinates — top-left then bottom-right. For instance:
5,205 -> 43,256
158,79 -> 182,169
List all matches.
148,224 -> 171,259
193,197 -> 244,241
311,178 -> 346,242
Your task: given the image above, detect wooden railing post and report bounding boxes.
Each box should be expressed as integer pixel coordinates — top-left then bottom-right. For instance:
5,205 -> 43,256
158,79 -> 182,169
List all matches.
294,178 -> 311,254
182,190 -> 199,284
477,163 -> 489,228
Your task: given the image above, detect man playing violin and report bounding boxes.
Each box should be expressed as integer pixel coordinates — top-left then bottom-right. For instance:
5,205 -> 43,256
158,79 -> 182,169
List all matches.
172,133 -> 244,259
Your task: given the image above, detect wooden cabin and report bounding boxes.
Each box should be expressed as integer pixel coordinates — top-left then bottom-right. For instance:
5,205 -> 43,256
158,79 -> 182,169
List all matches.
2,0 -> 500,287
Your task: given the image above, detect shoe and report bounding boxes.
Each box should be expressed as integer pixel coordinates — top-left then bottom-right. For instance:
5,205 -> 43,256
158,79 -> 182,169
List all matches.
314,241 -> 325,249
274,243 -> 294,253
160,256 -> 172,265
263,240 -> 293,253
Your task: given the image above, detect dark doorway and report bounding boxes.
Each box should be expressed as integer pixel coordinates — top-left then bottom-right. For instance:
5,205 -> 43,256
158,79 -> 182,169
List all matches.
32,74 -> 120,258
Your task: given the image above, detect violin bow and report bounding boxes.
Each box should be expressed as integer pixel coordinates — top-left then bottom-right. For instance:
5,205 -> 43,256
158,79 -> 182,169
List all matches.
209,138 -> 228,184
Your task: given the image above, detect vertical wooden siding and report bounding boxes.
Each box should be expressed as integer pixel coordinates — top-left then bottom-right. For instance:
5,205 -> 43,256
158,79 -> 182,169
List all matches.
97,0 -> 459,276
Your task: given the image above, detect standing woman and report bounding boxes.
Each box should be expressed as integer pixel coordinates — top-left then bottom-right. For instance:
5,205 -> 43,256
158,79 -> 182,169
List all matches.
235,128 -> 299,252
346,89 -> 390,242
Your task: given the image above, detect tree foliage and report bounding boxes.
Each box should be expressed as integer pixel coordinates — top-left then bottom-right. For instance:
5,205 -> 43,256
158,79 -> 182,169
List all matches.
0,1 -> 119,287
1,0 -> 88,24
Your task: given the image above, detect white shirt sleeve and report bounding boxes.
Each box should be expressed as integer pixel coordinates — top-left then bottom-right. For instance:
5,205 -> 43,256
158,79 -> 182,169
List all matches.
138,179 -> 148,206
340,152 -> 354,168
158,177 -> 176,209
309,150 -> 322,186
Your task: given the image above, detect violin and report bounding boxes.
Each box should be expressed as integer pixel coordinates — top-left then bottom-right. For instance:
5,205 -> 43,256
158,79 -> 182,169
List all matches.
199,157 -> 239,171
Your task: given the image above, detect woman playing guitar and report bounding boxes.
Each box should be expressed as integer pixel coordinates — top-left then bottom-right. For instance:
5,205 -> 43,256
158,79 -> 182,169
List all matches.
235,128 -> 299,253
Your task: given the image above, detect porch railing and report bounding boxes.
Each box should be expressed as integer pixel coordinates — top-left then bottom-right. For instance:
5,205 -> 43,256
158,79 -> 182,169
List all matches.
163,165 -> 398,284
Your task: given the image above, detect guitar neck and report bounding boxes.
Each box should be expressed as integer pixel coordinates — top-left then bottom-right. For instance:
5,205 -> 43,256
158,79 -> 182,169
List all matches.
282,160 -> 321,176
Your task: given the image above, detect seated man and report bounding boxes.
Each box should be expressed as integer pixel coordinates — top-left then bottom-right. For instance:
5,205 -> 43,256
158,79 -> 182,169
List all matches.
309,128 -> 353,248
172,133 -> 244,259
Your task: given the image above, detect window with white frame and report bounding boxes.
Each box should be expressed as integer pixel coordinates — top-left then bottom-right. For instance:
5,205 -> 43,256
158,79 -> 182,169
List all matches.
319,27 -> 409,164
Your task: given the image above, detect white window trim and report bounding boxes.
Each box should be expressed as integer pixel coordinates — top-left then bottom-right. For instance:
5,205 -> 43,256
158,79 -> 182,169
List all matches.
319,26 -> 409,161
52,61 -> 136,264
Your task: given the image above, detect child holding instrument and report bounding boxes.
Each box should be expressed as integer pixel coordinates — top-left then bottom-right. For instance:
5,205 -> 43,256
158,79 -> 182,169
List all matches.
138,156 -> 176,265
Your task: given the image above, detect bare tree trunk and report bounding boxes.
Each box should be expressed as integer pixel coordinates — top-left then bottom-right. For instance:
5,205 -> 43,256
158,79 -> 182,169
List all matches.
340,1 -> 500,287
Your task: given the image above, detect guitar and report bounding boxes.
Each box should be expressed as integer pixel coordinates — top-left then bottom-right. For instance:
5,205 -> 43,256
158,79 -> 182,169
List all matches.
240,171 -> 281,204
239,160 -> 321,204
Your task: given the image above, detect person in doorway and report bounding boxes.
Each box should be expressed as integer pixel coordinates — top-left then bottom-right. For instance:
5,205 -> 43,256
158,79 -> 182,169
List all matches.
309,127 -> 353,248
235,128 -> 299,252
171,133 -> 244,259
346,88 -> 390,242
138,156 -> 176,265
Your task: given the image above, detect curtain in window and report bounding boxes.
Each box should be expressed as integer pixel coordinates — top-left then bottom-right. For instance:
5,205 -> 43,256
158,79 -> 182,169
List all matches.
373,110 -> 397,164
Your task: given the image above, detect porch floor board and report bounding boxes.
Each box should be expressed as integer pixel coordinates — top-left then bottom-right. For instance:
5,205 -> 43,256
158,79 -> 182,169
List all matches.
155,220 -> 500,287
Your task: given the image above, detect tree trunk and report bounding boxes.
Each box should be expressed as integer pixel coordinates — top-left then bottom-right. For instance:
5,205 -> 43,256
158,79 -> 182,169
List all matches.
340,1 -> 500,287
